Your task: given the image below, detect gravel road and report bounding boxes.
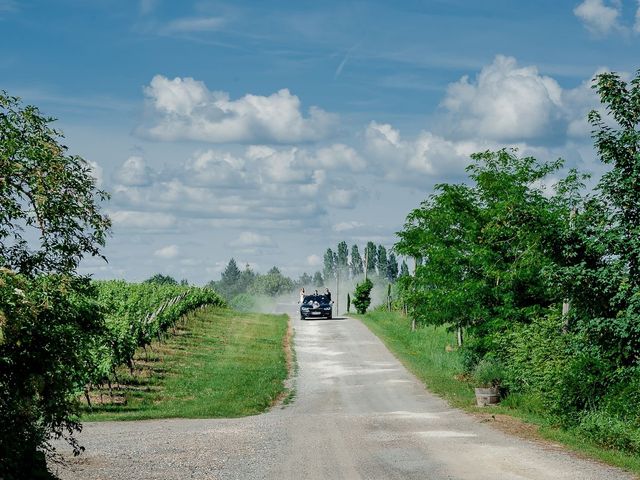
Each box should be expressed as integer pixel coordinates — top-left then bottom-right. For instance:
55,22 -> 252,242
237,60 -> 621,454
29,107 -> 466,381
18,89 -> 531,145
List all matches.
54,304 -> 635,479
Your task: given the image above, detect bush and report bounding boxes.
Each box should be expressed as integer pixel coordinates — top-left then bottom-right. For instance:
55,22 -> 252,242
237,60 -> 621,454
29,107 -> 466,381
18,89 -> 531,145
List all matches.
0,272 -> 103,479
353,278 -> 373,314
576,410 -> 640,454
498,312 -> 571,396
230,293 -> 257,312
472,358 -> 505,387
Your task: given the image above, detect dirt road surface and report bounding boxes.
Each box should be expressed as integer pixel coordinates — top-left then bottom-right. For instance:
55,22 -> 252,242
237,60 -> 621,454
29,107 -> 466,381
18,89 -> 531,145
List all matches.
55,305 -> 635,479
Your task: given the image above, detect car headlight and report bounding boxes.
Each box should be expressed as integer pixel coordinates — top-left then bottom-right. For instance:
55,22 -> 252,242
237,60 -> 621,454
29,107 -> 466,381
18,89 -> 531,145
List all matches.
301,307 -> 310,311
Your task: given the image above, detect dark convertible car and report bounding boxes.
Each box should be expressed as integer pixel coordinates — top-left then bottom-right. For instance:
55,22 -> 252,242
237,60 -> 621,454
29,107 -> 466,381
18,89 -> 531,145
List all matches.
300,294 -> 333,320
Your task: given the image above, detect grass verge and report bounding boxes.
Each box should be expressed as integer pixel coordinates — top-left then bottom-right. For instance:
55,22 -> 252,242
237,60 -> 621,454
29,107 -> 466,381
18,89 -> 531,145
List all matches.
82,307 -> 289,421
356,309 -> 640,476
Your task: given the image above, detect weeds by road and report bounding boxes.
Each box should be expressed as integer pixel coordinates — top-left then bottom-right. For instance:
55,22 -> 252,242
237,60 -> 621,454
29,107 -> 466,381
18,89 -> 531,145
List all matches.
82,307 -> 289,421
357,309 -> 640,476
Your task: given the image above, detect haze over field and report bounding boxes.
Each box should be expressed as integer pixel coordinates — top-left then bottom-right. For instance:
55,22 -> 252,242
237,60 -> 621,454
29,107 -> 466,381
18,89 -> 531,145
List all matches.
3,0 -> 640,282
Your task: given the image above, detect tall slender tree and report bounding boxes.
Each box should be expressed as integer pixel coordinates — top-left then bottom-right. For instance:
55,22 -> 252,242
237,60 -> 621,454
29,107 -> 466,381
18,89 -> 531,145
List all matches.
336,241 -> 349,278
387,252 -> 399,281
350,244 -> 364,277
377,245 -> 388,278
312,271 -> 324,287
323,248 -> 336,282
399,259 -> 410,278
365,241 -> 377,275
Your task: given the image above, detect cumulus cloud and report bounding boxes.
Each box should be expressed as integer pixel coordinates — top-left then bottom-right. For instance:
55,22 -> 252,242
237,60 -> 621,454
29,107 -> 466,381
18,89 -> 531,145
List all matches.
365,121 -> 477,181
333,221 -> 365,232
141,75 -> 337,143
87,160 -> 104,187
154,244 -> 180,258
306,254 -> 322,266
114,156 -> 154,186
312,144 -> 366,171
442,55 -> 564,143
327,188 -> 358,209
236,231 -> 275,247
109,210 -> 177,230
574,0 -> 621,34
183,150 -> 248,188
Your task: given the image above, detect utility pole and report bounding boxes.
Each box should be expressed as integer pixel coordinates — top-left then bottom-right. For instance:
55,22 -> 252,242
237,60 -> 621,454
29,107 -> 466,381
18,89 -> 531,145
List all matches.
336,267 -> 340,317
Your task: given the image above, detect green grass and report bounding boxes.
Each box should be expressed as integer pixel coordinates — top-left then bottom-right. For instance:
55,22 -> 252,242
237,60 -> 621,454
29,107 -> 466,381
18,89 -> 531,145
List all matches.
357,309 -> 640,476
82,307 -> 289,421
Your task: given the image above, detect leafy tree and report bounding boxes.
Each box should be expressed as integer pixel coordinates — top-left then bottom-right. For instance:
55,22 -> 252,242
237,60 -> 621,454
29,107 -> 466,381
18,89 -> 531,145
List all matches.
0,93 -> 110,276
250,267 -> 294,296
0,92 -> 110,478
353,278 -> 374,314
376,245 -> 388,278
387,252 -> 399,282
221,258 -> 241,285
298,272 -> 312,286
144,273 -> 178,285
350,244 -> 363,277
238,263 -> 256,292
396,149 -> 575,354
312,271 -> 324,287
336,241 -> 349,278
399,260 -> 410,278
323,248 -> 336,282
365,241 -> 377,275
559,70 -> 640,370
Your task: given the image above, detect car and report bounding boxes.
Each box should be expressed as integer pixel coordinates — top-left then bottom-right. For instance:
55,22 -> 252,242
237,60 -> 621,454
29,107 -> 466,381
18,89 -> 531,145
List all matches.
300,294 -> 333,320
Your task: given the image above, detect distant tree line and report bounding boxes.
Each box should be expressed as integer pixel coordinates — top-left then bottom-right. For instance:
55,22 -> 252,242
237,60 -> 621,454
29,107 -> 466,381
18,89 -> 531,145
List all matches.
322,241 -> 408,283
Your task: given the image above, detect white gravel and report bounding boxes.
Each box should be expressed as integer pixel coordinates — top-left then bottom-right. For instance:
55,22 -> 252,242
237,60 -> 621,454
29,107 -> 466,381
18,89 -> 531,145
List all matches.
53,305 -> 636,480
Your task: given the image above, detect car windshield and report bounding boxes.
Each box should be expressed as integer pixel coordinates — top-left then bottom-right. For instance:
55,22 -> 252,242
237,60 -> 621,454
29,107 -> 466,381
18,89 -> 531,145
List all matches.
304,295 -> 328,304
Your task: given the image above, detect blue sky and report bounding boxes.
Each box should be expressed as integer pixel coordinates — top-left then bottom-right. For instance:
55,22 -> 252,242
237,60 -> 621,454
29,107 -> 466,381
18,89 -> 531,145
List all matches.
2,0 -> 640,283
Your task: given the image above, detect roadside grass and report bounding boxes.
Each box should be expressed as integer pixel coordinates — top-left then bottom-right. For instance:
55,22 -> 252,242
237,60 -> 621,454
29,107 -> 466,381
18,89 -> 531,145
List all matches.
82,307 -> 289,421
356,309 -> 640,476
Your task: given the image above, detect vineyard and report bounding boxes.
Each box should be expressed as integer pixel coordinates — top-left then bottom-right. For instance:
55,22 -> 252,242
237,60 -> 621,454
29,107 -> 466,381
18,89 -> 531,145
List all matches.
85,281 -> 226,402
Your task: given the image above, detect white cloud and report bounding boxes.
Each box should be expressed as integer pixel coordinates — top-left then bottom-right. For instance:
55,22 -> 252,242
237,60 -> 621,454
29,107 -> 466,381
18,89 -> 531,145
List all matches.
333,221 -> 365,232
109,210 -> 177,230
306,254 -> 322,266
154,244 -> 179,258
312,144 -> 366,171
114,156 -> 154,186
365,121 -> 477,181
236,231 -> 275,247
164,16 -> 225,33
142,75 -> 337,143
183,150 -> 248,187
328,188 -> 358,208
87,160 -> 104,187
442,55 -> 564,143
574,0 -> 621,34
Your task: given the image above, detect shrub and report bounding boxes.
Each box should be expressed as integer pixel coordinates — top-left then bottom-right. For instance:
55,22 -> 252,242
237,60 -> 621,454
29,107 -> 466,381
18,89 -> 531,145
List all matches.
353,278 -> 373,314
472,358 -> 505,388
576,410 -> 640,454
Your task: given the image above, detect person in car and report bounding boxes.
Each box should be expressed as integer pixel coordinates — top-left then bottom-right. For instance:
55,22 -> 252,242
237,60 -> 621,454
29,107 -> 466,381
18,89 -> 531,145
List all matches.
325,287 -> 331,301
